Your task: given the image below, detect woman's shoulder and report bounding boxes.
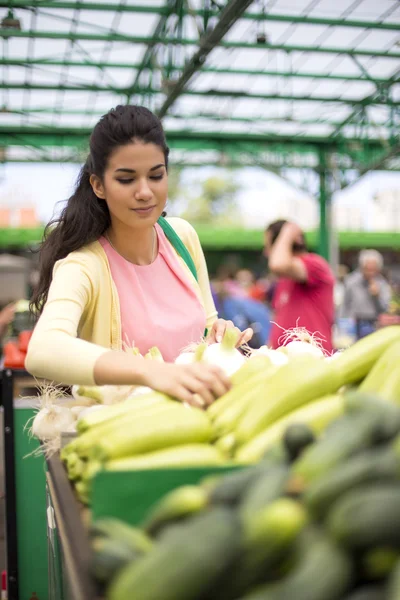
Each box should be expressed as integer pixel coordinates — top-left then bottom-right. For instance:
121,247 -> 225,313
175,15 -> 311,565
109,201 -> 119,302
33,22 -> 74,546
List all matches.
54,240 -> 105,272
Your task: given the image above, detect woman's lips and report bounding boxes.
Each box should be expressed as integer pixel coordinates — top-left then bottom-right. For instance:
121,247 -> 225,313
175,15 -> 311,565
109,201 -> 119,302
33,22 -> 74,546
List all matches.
132,205 -> 156,216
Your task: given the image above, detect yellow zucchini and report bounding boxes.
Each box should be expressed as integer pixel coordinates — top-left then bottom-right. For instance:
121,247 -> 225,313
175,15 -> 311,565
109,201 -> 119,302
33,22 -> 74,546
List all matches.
235,357 -> 340,445
106,444 -> 225,471
333,326 -> 400,386
235,394 -> 344,464
91,404 -> 213,462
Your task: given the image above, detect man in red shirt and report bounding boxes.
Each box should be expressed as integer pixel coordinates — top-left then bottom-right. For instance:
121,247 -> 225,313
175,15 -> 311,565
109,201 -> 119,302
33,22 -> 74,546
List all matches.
264,220 -> 335,353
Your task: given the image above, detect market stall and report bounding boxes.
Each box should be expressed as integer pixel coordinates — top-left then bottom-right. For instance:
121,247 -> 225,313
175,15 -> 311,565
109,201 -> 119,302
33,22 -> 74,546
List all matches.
12,325 -> 400,600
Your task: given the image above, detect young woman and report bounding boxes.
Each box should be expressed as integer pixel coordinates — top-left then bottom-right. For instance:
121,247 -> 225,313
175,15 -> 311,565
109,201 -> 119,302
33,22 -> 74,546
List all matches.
26,105 -> 253,406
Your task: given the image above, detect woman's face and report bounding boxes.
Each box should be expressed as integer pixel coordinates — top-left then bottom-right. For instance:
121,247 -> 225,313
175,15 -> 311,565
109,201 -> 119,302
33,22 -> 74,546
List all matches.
90,141 -> 168,230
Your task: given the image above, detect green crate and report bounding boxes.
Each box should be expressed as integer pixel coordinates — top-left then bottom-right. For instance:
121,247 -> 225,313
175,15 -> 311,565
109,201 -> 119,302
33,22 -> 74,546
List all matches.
91,465 -> 242,527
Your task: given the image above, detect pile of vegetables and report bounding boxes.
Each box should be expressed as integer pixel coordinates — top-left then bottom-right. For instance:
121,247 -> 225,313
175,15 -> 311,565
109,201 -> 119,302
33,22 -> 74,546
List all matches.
27,326 -> 393,501
89,391 -> 400,600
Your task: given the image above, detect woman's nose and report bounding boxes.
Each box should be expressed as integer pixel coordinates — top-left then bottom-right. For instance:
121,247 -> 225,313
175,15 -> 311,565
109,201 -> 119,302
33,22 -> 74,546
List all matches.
135,179 -> 153,201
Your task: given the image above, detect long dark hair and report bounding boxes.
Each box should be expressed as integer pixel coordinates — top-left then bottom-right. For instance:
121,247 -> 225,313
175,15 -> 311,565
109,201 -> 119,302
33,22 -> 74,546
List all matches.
31,105 -> 169,314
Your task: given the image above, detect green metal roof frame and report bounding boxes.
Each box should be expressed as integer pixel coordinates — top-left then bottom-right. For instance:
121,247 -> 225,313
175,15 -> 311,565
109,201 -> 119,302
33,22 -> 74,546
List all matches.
0,0 -> 398,168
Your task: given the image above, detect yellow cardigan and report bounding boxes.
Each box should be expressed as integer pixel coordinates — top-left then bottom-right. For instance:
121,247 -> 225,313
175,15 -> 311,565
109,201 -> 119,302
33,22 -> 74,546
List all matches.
25,218 -> 218,385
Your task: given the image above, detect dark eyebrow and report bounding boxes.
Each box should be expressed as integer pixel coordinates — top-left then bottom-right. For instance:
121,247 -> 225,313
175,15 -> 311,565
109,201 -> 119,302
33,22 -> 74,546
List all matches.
115,163 -> 165,174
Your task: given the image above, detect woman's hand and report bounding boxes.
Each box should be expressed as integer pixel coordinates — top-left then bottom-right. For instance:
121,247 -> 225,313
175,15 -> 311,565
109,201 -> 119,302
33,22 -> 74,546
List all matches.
207,318 -> 253,347
141,361 -> 231,408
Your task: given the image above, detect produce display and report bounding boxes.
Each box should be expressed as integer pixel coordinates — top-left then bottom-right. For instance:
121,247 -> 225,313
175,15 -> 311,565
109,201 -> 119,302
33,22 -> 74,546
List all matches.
87,390 -> 400,600
27,325 -> 400,598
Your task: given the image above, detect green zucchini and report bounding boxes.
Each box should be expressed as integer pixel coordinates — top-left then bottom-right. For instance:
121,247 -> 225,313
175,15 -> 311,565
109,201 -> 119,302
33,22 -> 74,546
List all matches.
283,423 -> 315,461
90,518 -> 153,554
240,464 -> 289,523
90,537 -> 139,585
292,411 -> 381,484
213,498 -> 308,600
387,557 -> 400,600
342,586 -> 387,600
108,508 -> 241,600
304,446 -> 400,519
327,483 -> 400,551
142,485 -> 208,536
209,465 -> 263,506
242,527 -> 353,600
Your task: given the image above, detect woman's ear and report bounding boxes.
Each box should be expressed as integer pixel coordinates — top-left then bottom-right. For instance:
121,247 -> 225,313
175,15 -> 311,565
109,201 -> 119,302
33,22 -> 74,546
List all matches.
90,174 -> 105,199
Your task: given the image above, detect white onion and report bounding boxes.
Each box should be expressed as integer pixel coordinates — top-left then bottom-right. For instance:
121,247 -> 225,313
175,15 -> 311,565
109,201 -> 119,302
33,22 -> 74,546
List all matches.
253,346 -> 289,366
285,340 -> 324,359
175,352 -> 195,365
202,329 -> 246,377
31,405 -> 75,441
129,386 -> 154,397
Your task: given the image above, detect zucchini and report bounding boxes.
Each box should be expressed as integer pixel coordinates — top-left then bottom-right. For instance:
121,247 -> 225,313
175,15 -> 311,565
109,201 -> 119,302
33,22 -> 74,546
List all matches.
387,557 -> 400,600
342,586 -> 386,600
90,537 -> 139,585
214,498 -> 308,599
362,547 -> 399,580
283,423 -> 315,462
243,527 -> 353,600
108,508 -> 241,600
304,446 -> 400,519
327,483 -> 400,551
91,403 -> 213,462
358,340 -> 400,401
235,357 -> 340,444
240,464 -> 289,523
142,485 -> 208,536
292,411 -> 381,484
209,466 -> 264,506
90,518 -> 153,554
105,444 -> 224,471
236,394 -> 344,464
332,326 -> 400,386
215,433 -> 237,458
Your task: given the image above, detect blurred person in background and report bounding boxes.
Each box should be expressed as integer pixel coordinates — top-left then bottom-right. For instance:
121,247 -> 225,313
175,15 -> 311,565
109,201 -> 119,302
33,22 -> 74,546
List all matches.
341,249 -> 391,339
264,219 -> 335,353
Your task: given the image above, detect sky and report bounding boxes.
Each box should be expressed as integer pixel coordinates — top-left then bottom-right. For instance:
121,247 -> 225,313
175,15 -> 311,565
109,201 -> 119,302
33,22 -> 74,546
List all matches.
0,161 -> 400,231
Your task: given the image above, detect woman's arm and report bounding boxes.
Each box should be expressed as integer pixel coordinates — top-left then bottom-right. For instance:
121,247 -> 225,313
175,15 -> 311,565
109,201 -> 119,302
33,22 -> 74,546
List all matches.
25,257 -> 109,384
26,255 -> 231,404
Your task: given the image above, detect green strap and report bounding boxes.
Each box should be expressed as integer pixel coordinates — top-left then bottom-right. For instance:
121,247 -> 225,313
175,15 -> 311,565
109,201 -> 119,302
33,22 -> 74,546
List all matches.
157,216 -> 198,282
157,217 -> 208,338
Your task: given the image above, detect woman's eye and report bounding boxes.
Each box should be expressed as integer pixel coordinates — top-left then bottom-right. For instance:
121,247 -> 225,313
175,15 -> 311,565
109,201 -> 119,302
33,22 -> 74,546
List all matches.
150,174 -> 164,181
117,179 -> 134,184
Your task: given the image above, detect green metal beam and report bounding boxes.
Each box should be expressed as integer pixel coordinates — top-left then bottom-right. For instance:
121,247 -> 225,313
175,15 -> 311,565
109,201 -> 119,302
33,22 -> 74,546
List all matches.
157,0 -> 255,118
2,82 -> 399,106
1,29 -> 400,59
0,125 -> 393,149
318,149 -> 330,261
4,59 -> 396,85
5,107 -> 364,128
2,2 -> 398,31
126,0 -> 177,102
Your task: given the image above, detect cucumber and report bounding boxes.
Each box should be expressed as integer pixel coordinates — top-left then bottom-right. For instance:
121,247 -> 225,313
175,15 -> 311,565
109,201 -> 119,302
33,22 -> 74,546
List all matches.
362,547 -> 399,580
292,411 -> 382,484
387,557 -> 400,600
327,484 -> 400,551
283,423 -> 315,461
142,485 -> 208,536
108,508 -> 241,600
243,527 -> 353,600
90,518 -> 153,553
344,393 -> 400,444
213,498 -> 308,600
342,586 -> 386,600
240,464 -> 290,523
304,446 -> 400,519
90,537 -> 139,584
209,466 -> 263,506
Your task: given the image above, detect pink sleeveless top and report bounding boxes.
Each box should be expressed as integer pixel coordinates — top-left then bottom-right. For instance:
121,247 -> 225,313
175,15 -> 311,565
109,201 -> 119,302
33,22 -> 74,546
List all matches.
99,224 -> 206,362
